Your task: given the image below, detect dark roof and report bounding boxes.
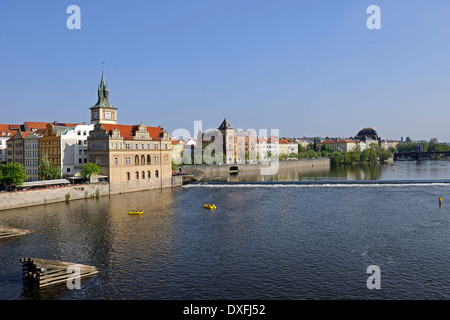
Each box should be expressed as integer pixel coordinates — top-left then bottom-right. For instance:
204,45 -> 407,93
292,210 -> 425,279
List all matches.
218,118 -> 233,130
357,127 -> 378,137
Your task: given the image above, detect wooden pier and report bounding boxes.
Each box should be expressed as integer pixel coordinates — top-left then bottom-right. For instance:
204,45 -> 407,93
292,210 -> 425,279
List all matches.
21,257 -> 99,288
0,226 -> 32,240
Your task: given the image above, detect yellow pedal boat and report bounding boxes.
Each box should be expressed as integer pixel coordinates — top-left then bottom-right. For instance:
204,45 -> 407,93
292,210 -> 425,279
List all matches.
203,204 -> 216,210
128,210 -> 143,215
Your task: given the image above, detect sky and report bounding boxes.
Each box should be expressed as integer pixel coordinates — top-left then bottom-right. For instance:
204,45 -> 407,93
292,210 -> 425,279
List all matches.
1,0 -> 450,141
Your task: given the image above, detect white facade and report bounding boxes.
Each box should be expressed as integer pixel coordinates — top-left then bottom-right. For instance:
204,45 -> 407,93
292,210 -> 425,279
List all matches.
0,132 -> 13,163
60,124 -> 94,176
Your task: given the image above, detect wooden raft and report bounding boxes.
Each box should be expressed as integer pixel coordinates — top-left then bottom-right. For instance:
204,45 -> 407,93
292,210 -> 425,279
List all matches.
21,257 -> 99,288
0,226 -> 32,239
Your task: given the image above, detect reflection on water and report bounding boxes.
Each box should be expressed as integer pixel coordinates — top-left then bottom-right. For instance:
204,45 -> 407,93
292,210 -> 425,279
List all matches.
201,160 -> 450,182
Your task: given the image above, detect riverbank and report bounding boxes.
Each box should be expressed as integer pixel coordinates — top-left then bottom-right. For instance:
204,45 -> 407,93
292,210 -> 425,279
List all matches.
0,176 -> 184,212
181,158 -> 330,181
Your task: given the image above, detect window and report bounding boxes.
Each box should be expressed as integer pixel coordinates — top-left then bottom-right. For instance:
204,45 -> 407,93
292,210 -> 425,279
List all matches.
155,170 -> 159,178
114,157 -> 119,165
141,171 -> 145,179
135,172 -> 139,179
141,155 -> 145,165
126,172 -> 130,180
84,158 -> 87,163
96,157 -> 101,165
147,171 -> 151,179
125,157 -> 131,164
135,155 -> 139,165
147,155 -> 151,164
79,158 -> 82,164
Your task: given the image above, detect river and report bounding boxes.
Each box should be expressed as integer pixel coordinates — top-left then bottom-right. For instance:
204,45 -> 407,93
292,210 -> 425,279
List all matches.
0,160 -> 449,300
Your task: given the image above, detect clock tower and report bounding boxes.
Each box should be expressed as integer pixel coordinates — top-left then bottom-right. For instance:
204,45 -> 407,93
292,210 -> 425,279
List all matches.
90,68 -> 118,125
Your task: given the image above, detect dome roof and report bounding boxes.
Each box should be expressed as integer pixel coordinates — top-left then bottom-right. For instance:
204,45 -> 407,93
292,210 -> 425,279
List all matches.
357,127 -> 378,137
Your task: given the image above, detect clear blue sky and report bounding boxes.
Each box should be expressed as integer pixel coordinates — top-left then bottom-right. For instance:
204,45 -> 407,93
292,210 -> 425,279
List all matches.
1,0 -> 450,141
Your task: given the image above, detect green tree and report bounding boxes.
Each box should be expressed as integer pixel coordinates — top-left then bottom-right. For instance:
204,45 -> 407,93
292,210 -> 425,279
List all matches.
80,162 -> 101,180
0,162 -> 28,190
38,154 -> 61,180
379,150 -> 393,162
330,152 -> 343,165
320,144 -> 333,153
343,152 -> 352,164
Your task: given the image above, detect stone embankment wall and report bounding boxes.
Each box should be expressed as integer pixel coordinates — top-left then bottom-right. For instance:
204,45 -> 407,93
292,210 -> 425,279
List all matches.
0,183 -> 110,211
182,158 -> 330,177
0,176 -> 184,211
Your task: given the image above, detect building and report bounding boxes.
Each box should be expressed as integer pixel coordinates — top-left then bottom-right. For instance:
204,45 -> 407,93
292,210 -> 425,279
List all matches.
39,123 -> 75,177
380,140 -> 398,151
24,130 -> 45,181
200,119 -> 257,164
279,139 -> 299,156
320,140 -> 358,153
59,124 -> 95,177
356,127 -> 379,141
256,136 -> 279,161
171,139 -> 183,165
86,70 -> 173,193
0,124 -> 18,163
90,68 -> 118,125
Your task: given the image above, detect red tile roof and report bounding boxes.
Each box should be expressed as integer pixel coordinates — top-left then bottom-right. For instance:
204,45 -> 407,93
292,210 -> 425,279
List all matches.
101,124 -> 164,141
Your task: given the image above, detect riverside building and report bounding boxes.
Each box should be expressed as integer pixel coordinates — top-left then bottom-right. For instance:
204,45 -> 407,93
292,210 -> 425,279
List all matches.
86,69 -> 173,193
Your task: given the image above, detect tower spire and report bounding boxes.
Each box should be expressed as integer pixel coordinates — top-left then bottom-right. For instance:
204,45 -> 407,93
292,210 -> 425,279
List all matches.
90,66 -> 117,125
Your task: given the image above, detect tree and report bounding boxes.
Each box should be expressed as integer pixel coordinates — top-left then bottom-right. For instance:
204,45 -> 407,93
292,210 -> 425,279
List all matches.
379,150 -> 393,162
0,162 -> 28,190
80,162 -> 101,180
38,154 -> 61,180
320,144 -> 333,153
330,152 -> 343,165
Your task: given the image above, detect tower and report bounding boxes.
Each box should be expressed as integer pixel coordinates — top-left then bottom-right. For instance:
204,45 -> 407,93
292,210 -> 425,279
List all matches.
218,118 -> 235,164
90,67 -> 118,125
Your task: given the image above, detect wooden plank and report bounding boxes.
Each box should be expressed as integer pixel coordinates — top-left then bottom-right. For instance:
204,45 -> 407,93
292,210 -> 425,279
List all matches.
0,226 -> 32,239
21,257 -> 99,289
39,271 -> 99,288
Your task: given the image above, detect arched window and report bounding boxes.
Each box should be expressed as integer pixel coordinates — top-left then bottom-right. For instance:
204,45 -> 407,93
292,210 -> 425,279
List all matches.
155,170 -> 159,178
135,171 -> 139,179
141,171 -> 145,179
135,155 -> 139,165
147,155 -> 151,164
141,155 -> 145,165
126,172 -> 130,180
147,171 -> 151,179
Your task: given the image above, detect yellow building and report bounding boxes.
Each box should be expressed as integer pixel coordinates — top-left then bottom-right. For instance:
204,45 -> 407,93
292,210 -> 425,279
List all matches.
86,70 -> 173,193
321,140 -> 358,152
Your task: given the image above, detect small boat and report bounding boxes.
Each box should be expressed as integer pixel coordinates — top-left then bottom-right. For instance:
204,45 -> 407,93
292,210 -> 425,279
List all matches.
203,204 -> 216,210
128,210 -> 143,215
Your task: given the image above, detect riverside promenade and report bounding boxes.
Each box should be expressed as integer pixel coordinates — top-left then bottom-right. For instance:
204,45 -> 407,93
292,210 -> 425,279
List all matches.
0,176 -> 184,211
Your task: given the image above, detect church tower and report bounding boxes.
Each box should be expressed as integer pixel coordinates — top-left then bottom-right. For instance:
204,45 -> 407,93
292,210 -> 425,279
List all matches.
90,67 -> 118,125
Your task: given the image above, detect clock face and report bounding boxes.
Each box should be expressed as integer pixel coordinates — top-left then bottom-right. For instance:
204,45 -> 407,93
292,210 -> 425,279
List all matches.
105,112 -> 111,120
